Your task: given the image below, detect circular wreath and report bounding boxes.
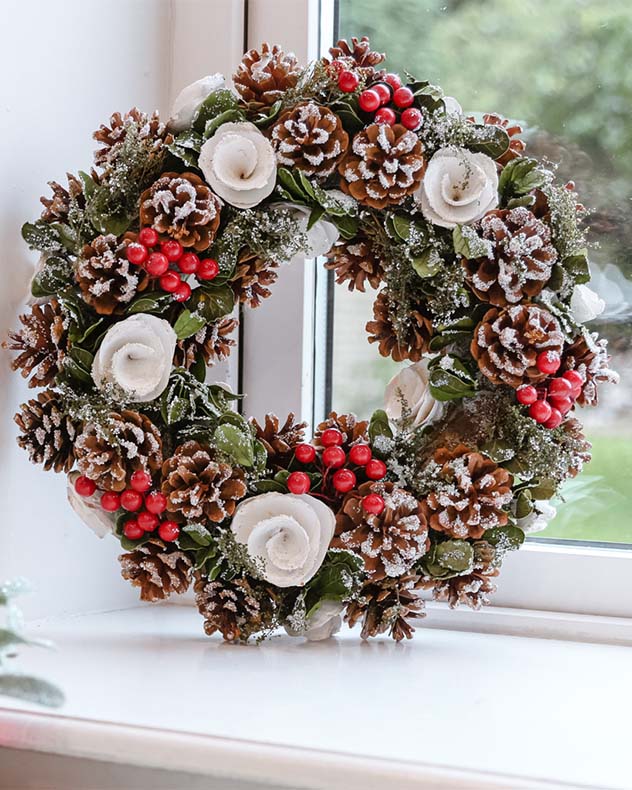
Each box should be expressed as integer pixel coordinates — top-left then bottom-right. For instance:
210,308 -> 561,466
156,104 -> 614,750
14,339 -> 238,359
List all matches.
6,37 -> 618,643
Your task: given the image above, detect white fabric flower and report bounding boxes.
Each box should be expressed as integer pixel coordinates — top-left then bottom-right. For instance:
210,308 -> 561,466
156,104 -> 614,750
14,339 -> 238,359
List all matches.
92,314 -> 176,402
285,600 -> 343,641
67,472 -> 114,539
198,122 -> 276,209
168,74 -> 226,133
271,202 -> 339,262
384,360 -> 444,429
570,284 -> 605,324
416,146 -> 499,229
231,492 -> 335,588
517,500 -> 557,534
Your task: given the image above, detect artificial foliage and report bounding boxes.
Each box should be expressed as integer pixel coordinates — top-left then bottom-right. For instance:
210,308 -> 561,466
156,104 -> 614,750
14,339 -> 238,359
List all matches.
5,37 -> 618,642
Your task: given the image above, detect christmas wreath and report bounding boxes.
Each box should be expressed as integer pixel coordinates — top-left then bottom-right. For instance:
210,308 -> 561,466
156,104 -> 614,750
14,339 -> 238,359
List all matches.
6,37 -> 618,642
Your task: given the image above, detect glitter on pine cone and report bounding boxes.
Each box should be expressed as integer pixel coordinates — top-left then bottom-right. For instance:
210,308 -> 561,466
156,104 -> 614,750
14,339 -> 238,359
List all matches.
325,237 -> 385,292
250,412 -> 307,468
233,42 -> 301,111
561,332 -> 619,407
93,107 -> 172,168
324,36 -> 386,79
120,541 -> 192,602
14,390 -> 77,473
366,290 -> 433,363
230,248 -> 279,309
560,418 -> 592,478
173,318 -> 238,369
313,412 -> 369,449
4,299 -> 67,387
40,172 -> 95,223
345,574 -> 426,641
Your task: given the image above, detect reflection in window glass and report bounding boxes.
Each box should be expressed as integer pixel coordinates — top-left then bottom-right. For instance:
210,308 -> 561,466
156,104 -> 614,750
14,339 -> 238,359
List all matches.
332,0 -> 632,543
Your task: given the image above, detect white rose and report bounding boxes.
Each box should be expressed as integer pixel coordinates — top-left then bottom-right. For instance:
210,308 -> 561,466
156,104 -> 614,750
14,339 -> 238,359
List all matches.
416,146 -> 499,229
271,202 -> 339,262
168,74 -> 226,133
67,472 -> 114,538
570,284 -> 605,324
231,492 -> 335,588
517,500 -> 557,534
92,314 -> 176,402
285,600 -> 343,641
384,360 -> 444,429
198,122 -> 276,209
443,96 -> 463,116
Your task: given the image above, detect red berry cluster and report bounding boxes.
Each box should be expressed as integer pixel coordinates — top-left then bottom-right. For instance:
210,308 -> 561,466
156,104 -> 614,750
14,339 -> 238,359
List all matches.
516,352 -> 584,430
74,470 -> 179,543
126,227 -> 219,304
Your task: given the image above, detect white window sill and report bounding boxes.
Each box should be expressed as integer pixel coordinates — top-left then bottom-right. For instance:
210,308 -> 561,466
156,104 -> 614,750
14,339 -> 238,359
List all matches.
0,604 -> 630,790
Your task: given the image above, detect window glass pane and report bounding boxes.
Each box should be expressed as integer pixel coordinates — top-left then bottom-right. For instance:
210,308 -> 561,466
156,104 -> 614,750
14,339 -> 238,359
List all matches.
331,0 -> 632,543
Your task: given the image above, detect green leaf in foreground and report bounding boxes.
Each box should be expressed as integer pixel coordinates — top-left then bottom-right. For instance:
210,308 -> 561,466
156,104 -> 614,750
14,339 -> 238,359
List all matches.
0,674 -> 65,708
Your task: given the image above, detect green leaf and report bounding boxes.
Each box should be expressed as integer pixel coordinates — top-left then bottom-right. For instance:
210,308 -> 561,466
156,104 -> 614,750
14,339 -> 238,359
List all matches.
453,225 -> 493,259
307,205 -> 326,231
181,523 -> 213,547
498,157 -> 547,205
193,284 -> 235,322
190,353 -> 206,383
252,100 -> 283,129
213,423 -> 254,467
428,356 -> 477,401
60,357 -> 93,385
253,479 -> 288,494
527,478 -> 558,500
333,214 -> 360,240
193,89 -> 240,133
204,108 -> 245,139
412,247 -> 442,278
515,490 -> 534,519
302,549 -> 364,617
562,250 -> 590,285
126,292 -> 174,315
68,346 -> 94,371
22,221 -> 64,254
166,395 -> 190,425
368,409 -> 393,443
392,214 -> 412,241
466,123 -> 510,160
483,525 -> 525,552
331,99 -> 364,134
30,256 -> 73,297
422,540 -> 474,579
173,309 -> 207,340
0,675 -> 65,708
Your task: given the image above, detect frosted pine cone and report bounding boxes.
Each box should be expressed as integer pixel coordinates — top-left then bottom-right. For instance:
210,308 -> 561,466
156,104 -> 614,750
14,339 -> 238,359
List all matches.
463,208 -> 557,306
339,124 -> 426,209
422,445 -> 513,540
250,412 -> 307,469
233,43 -> 301,111
4,299 -> 67,388
366,290 -> 433,362
161,441 -> 247,523
560,418 -> 592,478
139,172 -> 221,251
93,108 -> 172,168
120,541 -> 192,602
325,36 -> 385,79
230,248 -> 278,308
333,481 -> 428,580
75,411 -> 163,492
76,234 -> 148,315
271,102 -> 349,179
561,333 -> 618,407
40,172 -> 93,223
471,304 -> 564,388
325,238 -> 385,292
313,412 -> 368,449
14,390 -> 77,473
345,574 -> 425,641
173,318 -> 238,369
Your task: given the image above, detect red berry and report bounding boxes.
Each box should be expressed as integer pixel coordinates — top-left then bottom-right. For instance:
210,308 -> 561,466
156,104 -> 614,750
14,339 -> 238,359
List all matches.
365,458 -> 387,480
516,385 -> 538,405
330,59 -> 345,74
392,86 -> 414,108
74,475 -> 96,497
348,444 -> 372,465
178,252 -> 200,274
158,521 -> 180,542
137,511 -> 159,532
322,446 -> 346,469
294,444 -> 317,464
362,493 -> 385,515
321,428 -> 344,447
160,240 -> 184,262
130,470 -> 152,493
536,351 -> 561,376
126,242 -> 148,266
338,70 -> 360,92
145,491 -> 167,515
332,468 -> 356,494
374,107 -> 397,125
543,407 -> 563,430
287,471 -> 311,495
146,251 -> 170,277
159,271 -> 181,293
383,73 -> 402,90
548,377 -> 573,397
100,491 -> 121,512
138,227 -> 159,247
120,489 -> 144,512
400,107 -> 423,131
197,258 -> 219,281
358,89 -> 381,113
549,395 -> 573,415
173,281 -> 192,302
371,83 -> 392,105
529,400 -> 553,424
123,520 -> 144,540
562,369 -> 584,390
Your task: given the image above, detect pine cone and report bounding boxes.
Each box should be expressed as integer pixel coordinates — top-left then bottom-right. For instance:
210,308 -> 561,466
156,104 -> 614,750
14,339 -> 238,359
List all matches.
76,234 -> 148,315
4,300 -> 67,387
424,542 -> 499,609
471,304 -> 564,388
468,113 -> 526,167
271,102 -> 349,179
120,541 -> 192,602
422,445 -> 513,540
233,43 -> 301,111
161,441 -> 247,523
560,417 -> 592,478
313,412 -> 368,449
345,574 -> 425,641
250,413 -> 307,469
462,208 -> 557,306
333,481 -> 428,580
93,108 -> 172,168
40,172 -> 93,223
75,411 -> 163,492
139,172 -> 221,252
173,318 -> 238,369
339,124 -> 426,209
561,333 -> 618,407
366,290 -> 432,362
230,248 -> 278,308
325,36 -> 385,79
325,238 -> 385,292
14,390 -> 77,473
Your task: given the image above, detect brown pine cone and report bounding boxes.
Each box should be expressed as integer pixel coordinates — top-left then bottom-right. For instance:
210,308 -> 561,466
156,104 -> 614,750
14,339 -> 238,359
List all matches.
250,413 -> 307,469
462,208 -> 557,306
561,333 -> 618,407
40,172 -> 93,223
14,390 -> 77,473
313,412 -> 368,449
333,481 -> 428,580
560,417 -> 592,478
120,541 -> 192,602
173,318 -> 238,369
471,304 -> 564,388
325,36 -> 385,79
271,102 -> 349,179
366,290 -> 432,363
161,441 -> 247,523
468,113 -> 526,167
339,124 -> 426,209
345,574 -> 425,641
230,248 -> 278,308
4,300 -> 67,387
93,108 -> 172,168
76,234 -> 148,315
422,445 -> 513,540
75,411 -> 163,492
139,172 -> 221,252
233,43 -> 301,111
325,238 -> 385,292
